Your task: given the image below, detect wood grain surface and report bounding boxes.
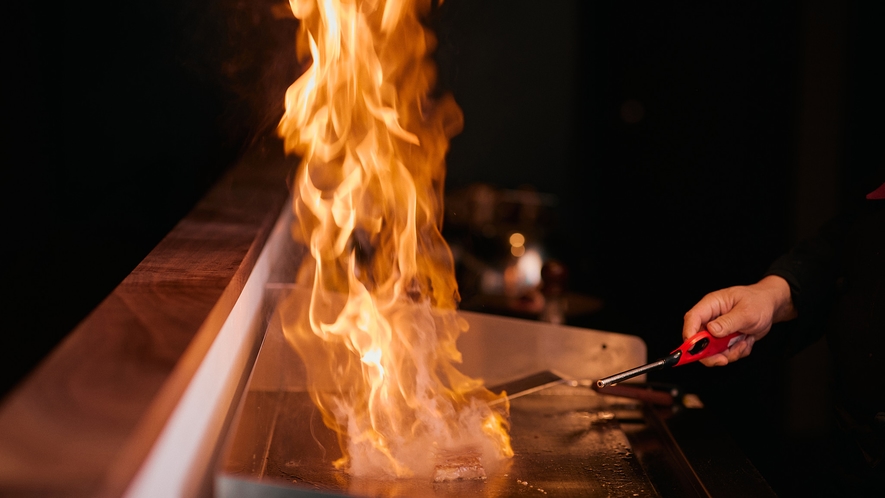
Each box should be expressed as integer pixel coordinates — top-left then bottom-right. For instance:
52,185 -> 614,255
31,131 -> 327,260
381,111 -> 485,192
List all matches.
0,137 -> 297,497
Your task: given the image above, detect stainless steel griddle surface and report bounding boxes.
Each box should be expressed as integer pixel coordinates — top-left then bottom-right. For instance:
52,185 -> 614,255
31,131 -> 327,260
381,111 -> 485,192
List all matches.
216,287 -> 776,497
219,382 -> 656,497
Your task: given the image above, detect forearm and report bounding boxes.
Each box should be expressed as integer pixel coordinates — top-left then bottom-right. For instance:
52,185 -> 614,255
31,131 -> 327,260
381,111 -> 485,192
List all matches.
764,222 -> 844,328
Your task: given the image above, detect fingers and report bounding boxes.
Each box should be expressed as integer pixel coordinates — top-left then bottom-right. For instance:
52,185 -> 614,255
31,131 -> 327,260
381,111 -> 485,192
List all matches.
697,336 -> 756,367
682,309 -> 705,341
721,337 -> 749,363
683,289 -> 731,340
738,335 -> 755,358
700,353 -> 728,367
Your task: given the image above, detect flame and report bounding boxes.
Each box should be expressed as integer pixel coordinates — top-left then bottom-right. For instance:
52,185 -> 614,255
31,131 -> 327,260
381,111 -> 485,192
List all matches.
277,0 -> 513,479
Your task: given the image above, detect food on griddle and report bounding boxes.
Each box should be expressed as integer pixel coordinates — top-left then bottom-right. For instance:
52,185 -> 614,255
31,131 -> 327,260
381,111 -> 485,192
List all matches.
432,454 -> 487,482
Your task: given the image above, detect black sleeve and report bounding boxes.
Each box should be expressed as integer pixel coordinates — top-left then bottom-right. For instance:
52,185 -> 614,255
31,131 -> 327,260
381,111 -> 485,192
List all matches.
763,212 -> 853,346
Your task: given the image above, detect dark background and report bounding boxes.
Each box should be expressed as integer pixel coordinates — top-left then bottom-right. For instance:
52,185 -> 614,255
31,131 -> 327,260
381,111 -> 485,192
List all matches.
3,1 -> 883,496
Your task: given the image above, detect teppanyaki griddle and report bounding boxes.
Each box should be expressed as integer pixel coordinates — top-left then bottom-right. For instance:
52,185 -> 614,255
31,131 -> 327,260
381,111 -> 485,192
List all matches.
215,285 -> 775,497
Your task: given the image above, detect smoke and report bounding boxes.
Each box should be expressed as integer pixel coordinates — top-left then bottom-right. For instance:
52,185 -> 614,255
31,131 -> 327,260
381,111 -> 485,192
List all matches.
279,287 -> 512,479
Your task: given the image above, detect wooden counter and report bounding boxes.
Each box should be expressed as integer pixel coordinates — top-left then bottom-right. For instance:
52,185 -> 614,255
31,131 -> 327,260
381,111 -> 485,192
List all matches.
0,137 -> 297,497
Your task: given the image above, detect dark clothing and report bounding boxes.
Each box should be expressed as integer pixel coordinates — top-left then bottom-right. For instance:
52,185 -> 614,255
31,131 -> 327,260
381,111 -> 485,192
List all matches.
765,185 -> 885,494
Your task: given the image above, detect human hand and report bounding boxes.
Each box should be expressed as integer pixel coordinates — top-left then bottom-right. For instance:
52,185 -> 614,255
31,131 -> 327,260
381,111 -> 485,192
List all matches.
682,275 -> 796,367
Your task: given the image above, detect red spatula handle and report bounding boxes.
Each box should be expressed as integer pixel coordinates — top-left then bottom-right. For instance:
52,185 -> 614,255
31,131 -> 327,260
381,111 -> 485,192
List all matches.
672,330 -> 744,367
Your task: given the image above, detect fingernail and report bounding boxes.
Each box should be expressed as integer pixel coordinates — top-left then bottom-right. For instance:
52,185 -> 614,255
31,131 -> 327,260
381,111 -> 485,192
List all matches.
708,321 -> 722,334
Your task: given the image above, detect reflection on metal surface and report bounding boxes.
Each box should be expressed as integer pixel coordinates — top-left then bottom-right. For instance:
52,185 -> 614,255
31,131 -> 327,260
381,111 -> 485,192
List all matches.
219,384 -> 656,497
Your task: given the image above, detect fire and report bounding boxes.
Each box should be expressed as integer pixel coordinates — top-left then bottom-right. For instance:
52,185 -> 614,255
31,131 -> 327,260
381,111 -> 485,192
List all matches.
277,0 -> 513,479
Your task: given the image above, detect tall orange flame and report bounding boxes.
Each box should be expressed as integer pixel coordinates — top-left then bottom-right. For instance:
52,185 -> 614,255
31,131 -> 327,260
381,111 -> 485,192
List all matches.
277,0 -> 513,479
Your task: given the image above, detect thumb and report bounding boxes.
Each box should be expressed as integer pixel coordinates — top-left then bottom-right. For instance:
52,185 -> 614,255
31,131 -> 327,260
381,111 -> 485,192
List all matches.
707,312 -> 743,337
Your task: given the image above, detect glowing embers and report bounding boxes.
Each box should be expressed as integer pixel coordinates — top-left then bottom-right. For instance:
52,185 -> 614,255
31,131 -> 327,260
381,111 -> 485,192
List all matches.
277,0 -> 513,479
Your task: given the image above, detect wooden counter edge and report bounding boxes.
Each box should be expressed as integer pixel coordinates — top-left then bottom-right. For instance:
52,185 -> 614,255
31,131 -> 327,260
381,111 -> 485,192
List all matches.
0,137 -> 296,497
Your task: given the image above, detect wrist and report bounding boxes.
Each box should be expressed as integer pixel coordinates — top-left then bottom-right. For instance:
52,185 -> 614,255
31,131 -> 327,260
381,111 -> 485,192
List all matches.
756,275 -> 797,323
